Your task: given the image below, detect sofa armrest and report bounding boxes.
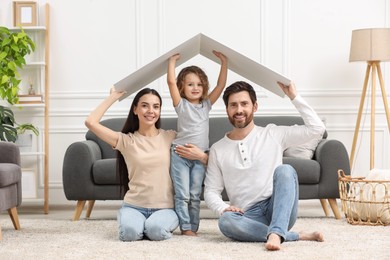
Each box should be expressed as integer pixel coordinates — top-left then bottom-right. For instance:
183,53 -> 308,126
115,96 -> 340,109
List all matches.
0,142 -> 21,165
314,139 -> 350,198
62,140 -> 102,200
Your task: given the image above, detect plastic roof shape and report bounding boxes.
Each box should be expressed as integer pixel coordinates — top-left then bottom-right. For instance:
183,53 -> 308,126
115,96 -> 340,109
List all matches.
114,33 -> 290,99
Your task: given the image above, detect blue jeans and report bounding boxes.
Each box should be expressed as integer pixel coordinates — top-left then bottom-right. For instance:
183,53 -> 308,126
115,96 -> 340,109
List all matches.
117,203 -> 179,241
218,164 -> 299,242
170,146 -> 205,232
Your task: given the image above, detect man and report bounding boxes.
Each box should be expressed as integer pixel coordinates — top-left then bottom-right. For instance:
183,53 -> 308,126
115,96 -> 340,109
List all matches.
204,81 -> 325,250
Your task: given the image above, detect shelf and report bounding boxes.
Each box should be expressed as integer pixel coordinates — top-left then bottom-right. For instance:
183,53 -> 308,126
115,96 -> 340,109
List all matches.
12,3 -> 51,214
9,26 -> 46,32
25,62 -> 46,66
13,103 -> 45,108
20,152 -> 45,156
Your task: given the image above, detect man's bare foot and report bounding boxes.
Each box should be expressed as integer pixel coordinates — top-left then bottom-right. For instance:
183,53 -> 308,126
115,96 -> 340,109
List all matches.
299,231 -> 324,242
181,230 -> 197,236
265,233 -> 282,251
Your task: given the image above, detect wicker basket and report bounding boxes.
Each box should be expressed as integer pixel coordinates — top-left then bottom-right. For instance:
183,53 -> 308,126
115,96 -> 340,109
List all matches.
338,169 -> 390,226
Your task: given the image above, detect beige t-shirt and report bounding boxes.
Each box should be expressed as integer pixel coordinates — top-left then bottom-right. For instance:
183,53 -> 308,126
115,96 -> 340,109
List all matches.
115,129 -> 176,208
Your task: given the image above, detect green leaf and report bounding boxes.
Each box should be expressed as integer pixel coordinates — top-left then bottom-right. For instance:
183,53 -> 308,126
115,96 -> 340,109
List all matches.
10,44 -> 19,52
0,52 -> 7,61
1,75 -> 9,84
11,86 -> 19,96
11,77 -> 21,87
12,35 -> 19,44
0,27 -> 10,34
0,105 -> 15,122
1,37 -> 11,48
8,61 -> 16,71
0,123 -> 17,142
17,32 -> 26,38
16,123 -> 39,136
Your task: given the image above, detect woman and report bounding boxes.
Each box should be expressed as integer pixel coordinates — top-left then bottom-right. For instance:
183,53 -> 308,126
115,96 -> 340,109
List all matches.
85,87 -> 207,241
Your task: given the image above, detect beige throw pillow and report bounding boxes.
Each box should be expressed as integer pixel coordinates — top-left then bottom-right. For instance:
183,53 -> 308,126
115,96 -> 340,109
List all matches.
283,138 -> 322,159
355,169 -> 390,224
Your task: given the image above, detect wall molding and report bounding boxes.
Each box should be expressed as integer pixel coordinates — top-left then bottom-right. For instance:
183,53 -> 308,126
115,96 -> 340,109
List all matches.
42,106 -> 390,117
48,88 -> 390,99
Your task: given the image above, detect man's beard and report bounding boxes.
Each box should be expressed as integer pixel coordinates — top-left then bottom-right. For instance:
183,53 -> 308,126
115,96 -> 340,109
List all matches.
228,112 -> 253,129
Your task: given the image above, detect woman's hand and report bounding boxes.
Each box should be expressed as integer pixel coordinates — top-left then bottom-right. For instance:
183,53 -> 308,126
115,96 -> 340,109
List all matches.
109,86 -> 126,100
174,143 -> 208,165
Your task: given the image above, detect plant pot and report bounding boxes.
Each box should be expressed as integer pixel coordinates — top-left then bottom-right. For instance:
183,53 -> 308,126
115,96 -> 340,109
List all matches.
15,133 -> 33,152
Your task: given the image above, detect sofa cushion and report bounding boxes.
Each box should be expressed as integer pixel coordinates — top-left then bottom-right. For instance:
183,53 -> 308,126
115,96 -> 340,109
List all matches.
283,157 -> 320,184
92,159 -> 119,185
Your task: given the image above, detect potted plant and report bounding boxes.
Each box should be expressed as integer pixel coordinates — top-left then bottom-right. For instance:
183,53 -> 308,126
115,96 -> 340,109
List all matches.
0,26 -> 35,104
0,105 -> 39,143
0,26 -> 39,142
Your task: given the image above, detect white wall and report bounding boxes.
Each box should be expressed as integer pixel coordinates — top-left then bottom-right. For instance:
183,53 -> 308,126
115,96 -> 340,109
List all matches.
1,0 -> 389,206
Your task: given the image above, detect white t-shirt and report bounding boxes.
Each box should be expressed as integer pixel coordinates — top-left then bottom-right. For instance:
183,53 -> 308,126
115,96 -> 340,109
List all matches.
204,95 -> 326,215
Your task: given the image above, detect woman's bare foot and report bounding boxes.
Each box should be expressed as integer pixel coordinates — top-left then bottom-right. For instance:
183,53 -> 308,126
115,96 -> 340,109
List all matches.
265,233 -> 282,251
181,230 -> 197,236
299,231 -> 324,242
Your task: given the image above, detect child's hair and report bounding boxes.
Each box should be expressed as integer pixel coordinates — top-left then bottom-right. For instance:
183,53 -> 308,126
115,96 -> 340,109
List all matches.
176,66 -> 209,101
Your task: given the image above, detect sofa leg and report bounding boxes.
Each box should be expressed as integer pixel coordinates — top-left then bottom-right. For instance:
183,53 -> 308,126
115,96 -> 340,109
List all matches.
319,199 -> 330,216
8,207 -> 21,230
73,200 -> 86,221
328,198 -> 341,219
86,200 -> 95,219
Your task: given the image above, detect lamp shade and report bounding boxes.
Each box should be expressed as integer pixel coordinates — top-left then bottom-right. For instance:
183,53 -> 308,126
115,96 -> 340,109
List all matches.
349,28 -> 390,62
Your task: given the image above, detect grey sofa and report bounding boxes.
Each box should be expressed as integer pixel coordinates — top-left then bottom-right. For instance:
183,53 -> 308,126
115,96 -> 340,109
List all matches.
0,141 -> 22,240
63,116 -> 350,220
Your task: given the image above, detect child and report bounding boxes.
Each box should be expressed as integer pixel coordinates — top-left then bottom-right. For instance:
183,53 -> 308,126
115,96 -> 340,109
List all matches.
167,51 -> 228,236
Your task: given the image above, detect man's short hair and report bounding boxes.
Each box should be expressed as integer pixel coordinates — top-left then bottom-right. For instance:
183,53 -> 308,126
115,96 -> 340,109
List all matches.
222,81 -> 257,107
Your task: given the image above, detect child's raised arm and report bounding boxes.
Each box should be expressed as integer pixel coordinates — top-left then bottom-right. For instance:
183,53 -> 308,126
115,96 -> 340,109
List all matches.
167,54 -> 182,107
208,51 -> 228,105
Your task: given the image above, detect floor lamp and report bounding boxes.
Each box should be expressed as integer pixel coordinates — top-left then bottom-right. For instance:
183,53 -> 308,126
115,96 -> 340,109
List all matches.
349,28 -> 390,170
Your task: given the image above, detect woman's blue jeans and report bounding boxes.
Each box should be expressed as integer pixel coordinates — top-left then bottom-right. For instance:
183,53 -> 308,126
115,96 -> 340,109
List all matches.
218,164 -> 300,242
117,203 -> 179,241
170,146 -> 205,232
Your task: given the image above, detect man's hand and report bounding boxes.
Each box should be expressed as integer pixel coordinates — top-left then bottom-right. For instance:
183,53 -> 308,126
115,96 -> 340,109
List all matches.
174,144 -> 208,165
277,81 -> 297,100
223,206 -> 244,214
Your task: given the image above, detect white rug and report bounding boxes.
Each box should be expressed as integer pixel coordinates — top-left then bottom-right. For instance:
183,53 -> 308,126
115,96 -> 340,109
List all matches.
1,217 -> 389,259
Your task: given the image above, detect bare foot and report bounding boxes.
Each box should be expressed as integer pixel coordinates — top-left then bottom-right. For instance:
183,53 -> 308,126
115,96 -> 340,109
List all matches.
299,231 -> 324,242
181,230 -> 197,236
265,233 -> 282,251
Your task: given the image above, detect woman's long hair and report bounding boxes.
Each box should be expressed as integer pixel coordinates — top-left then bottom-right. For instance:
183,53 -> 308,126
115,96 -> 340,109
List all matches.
117,88 -> 162,195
